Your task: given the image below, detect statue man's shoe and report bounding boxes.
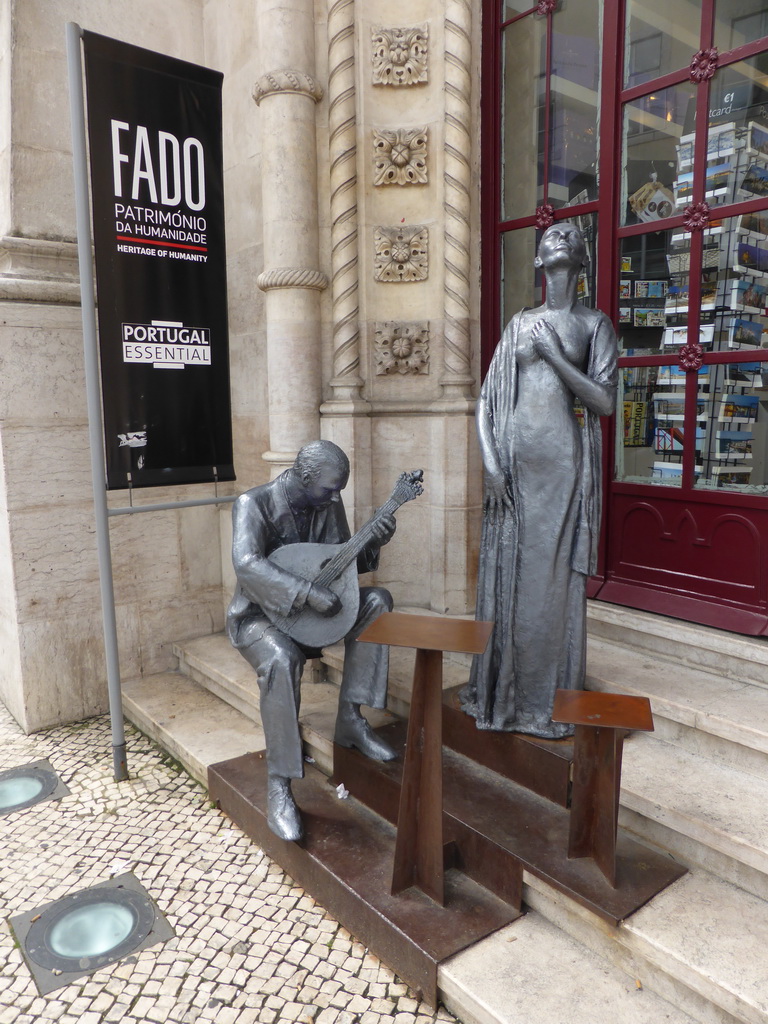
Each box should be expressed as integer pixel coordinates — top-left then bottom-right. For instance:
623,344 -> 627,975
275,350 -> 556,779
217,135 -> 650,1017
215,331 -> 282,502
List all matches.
266,776 -> 304,842
334,714 -> 397,762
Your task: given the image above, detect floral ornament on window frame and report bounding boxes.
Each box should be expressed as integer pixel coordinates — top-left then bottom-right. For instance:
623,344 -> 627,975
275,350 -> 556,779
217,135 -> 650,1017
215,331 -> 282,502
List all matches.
690,47 -> 719,83
536,0 -> 558,14
535,204 -> 556,230
679,343 -> 705,372
683,201 -> 711,231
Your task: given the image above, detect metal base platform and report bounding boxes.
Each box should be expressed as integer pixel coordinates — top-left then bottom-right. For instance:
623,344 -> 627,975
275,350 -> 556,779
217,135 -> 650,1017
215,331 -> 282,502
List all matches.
208,752 -> 521,1006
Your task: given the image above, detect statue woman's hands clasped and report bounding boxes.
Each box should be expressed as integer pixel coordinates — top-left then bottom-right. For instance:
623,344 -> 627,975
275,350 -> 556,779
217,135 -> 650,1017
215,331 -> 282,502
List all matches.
531,318 -> 564,363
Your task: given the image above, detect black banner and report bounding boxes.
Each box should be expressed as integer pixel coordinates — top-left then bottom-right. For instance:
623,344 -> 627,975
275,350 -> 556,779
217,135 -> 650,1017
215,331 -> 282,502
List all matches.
83,31 -> 235,489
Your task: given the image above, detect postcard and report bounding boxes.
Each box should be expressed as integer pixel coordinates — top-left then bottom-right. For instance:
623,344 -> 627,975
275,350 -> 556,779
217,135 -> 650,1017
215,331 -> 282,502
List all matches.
634,279 -> 668,298
653,392 -> 687,419
619,306 -> 632,324
621,256 -> 632,273
652,461 -> 683,481
619,279 -> 632,298
634,307 -> 667,327
731,279 -> 767,312
747,121 -> 768,159
705,160 -> 731,193
709,125 -> 735,159
716,430 -> 753,459
740,163 -> 768,199
719,394 -> 759,422
728,318 -> 763,346
657,364 -> 709,384
724,362 -> 762,386
737,209 -> 768,237
713,466 -> 752,488
677,140 -> 693,168
662,324 -> 715,347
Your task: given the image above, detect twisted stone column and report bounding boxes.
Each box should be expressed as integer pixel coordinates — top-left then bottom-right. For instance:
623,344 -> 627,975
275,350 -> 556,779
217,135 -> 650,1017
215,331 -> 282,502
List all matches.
327,0 -> 362,399
442,0 -> 474,396
255,1 -> 327,473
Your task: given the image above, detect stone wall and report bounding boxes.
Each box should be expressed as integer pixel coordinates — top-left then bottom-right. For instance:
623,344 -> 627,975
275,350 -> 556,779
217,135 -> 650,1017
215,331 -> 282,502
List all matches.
0,0 -> 484,731
0,0 -> 228,731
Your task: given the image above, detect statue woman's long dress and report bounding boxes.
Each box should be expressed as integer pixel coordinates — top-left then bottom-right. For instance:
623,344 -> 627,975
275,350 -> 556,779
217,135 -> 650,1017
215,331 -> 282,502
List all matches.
462,224 -> 618,738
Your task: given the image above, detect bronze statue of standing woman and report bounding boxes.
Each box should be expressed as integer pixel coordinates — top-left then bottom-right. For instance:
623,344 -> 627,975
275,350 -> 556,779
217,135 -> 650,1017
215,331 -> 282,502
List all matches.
461,223 -> 618,738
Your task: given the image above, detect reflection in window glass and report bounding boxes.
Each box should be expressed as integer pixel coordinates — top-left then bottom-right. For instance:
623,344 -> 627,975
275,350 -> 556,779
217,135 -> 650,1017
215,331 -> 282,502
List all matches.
622,81 -> 697,227
501,229 -> 542,334
715,1 -> 768,52
504,1 -> 533,17
624,0 -> 700,88
548,0 -> 601,208
502,18 -> 546,221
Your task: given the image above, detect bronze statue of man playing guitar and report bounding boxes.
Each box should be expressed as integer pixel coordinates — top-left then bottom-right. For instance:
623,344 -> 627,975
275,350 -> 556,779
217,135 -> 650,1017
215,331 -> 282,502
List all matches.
227,440 -> 423,842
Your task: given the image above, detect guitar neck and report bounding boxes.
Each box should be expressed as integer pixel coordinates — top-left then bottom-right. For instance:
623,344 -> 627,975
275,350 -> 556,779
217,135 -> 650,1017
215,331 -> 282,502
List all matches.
314,495 -> 402,588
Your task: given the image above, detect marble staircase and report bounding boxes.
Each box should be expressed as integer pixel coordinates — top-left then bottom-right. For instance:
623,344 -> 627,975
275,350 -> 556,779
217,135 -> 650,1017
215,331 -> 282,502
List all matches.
122,602 -> 768,1024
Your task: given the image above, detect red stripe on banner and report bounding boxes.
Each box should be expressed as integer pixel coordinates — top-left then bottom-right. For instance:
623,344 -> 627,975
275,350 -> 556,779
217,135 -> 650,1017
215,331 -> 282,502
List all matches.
116,235 -> 208,253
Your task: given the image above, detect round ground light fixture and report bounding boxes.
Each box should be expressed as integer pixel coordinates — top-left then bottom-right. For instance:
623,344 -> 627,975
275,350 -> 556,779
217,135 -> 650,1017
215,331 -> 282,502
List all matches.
0,760 -> 69,815
24,884 -> 156,972
10,873 -> 175,995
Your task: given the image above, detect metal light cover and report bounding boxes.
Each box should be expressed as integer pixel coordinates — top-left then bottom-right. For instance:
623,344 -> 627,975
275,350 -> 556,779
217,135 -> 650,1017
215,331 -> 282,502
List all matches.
0,760 -> 70,816
10,873 -> 174,994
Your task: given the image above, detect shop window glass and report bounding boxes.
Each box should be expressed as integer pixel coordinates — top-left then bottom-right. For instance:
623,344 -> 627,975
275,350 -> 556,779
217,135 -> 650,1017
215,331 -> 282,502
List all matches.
549,0 -> 601,208
694,362 -> 767,492
621,80 -> 697,227
615,363 -> 685,486
624,0 -> 701,88
504,1 -> 533,17
501,17 -> 546,221
699,54 -> 768,214
501,228 -> 542,333
714,2 -> 768,52
618,233 -> 675,354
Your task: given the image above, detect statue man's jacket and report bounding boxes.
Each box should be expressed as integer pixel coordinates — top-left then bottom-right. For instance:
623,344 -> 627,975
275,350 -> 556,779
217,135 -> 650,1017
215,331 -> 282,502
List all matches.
226,470 -> 379,649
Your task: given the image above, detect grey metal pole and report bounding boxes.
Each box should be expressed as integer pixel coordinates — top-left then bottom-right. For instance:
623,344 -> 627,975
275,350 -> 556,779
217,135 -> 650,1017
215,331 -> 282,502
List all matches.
108,494 -> 237,517
66,22 -> 128,782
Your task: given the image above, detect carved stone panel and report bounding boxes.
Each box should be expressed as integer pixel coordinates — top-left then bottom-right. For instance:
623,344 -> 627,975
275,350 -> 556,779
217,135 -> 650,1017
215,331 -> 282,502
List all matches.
372,26 -> 429,86
374,226 -> 429,282
374,322 -> 430,375
373,128 -> 428,186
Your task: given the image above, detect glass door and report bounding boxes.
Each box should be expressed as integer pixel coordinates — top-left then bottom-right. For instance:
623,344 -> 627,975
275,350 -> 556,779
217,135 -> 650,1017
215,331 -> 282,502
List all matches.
482,0 -> 768,633
605,1 -> 768,632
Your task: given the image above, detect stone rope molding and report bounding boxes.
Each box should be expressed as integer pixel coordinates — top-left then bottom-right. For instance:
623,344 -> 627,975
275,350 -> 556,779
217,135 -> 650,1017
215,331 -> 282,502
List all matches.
443,0 -> 474,389
327,0 -> 363,391
256,267 -> 328,291
253,68 -> 324,106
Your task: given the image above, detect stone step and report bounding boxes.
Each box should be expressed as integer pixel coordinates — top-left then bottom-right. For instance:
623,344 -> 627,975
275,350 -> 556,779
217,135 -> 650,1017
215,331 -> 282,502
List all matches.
124,670 -> 767,1024
525,866 -> 768,1024
587,601 -> 768,689
321,641 -> 469,719
122,670 -> 262,787
440,909 -> 700,1024
618,732 -> 768,902
587,635 -> 768,778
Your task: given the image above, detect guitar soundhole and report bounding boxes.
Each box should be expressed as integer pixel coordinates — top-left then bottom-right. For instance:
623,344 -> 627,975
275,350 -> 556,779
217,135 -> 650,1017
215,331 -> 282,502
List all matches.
320,558 -> 330,569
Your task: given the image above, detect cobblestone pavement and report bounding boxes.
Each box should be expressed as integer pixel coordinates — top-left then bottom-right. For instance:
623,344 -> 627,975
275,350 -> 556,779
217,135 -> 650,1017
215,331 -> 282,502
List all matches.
0,704 -> 459,1024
